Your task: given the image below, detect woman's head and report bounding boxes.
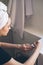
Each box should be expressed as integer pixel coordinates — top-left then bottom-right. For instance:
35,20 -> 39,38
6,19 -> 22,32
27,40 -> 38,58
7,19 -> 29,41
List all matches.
0,2 -> 11,36
0,17 -> 11,36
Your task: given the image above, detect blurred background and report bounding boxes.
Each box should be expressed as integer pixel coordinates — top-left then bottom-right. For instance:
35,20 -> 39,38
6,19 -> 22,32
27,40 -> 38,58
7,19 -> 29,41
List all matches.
0,0 -> 43,65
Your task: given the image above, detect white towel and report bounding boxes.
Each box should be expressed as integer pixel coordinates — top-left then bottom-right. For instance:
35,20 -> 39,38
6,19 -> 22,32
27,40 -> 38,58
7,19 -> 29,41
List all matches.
0,1 -> 8,29
0,1 -> 7,11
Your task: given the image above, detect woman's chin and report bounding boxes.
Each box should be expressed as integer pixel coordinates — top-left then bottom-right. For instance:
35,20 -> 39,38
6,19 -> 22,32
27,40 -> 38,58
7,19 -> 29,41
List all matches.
2,33 -> 8,36
4,34 -> 8,36
5,33 -> 8,36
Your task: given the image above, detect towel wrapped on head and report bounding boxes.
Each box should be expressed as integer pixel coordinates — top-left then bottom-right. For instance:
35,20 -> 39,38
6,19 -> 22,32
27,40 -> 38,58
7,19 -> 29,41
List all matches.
0,1 -> 8,30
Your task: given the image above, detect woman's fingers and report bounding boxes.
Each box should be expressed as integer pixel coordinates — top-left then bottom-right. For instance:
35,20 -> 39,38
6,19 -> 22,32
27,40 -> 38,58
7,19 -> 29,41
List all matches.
21,43 -> 33,51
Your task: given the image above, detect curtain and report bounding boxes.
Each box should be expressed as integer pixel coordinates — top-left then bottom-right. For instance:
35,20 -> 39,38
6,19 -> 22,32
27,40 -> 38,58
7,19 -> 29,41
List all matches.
8,0 -> 24,38
25,0 -> 33,16
8,0 -> 33,38
8,0 -> 16,27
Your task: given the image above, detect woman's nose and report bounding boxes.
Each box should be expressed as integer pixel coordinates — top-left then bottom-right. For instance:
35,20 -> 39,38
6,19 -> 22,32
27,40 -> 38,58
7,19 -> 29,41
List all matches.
9,27 -> 11,30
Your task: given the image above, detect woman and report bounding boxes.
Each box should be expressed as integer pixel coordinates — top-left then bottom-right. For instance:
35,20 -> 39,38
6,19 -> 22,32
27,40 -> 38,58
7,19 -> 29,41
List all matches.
0,1 -> 41,65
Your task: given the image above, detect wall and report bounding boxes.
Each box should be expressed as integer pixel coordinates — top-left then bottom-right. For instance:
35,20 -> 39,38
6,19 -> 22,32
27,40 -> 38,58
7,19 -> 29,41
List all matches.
25,0 -> 43,33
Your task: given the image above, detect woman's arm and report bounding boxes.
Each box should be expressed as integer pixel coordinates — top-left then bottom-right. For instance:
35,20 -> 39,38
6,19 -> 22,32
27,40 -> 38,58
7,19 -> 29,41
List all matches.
24,42 -> 41,65
0,42 -> 21,48
0,42 -> 32,51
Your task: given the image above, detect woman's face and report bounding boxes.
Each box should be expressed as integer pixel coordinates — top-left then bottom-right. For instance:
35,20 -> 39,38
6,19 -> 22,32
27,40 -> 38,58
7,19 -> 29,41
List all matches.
0,17 -> 11,36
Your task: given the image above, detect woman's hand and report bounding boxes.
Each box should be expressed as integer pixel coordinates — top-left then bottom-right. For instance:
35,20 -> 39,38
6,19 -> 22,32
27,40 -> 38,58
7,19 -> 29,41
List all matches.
33,42 -> 41,50
19,43 -> 33,51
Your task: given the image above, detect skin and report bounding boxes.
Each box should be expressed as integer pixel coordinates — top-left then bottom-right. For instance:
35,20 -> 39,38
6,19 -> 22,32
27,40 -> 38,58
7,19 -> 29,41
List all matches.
0,17 -> 11,36
0,17 -> 41,65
